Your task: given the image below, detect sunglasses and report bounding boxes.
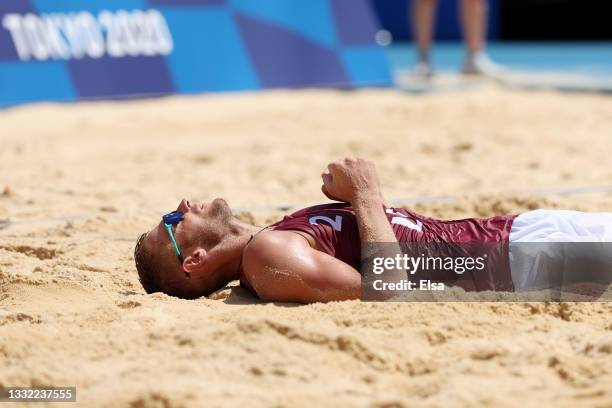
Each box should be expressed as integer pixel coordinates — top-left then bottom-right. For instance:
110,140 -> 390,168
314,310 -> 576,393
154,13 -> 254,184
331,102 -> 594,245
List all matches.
163,210 -> 184,264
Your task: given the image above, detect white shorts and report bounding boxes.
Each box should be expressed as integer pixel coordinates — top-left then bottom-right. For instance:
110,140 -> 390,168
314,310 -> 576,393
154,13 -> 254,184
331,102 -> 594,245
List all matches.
509,209 -> 612,243
509,210 -> 612,291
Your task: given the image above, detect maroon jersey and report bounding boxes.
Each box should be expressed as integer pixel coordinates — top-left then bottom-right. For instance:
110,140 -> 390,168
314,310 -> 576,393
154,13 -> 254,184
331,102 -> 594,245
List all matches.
240,203 -> 517,293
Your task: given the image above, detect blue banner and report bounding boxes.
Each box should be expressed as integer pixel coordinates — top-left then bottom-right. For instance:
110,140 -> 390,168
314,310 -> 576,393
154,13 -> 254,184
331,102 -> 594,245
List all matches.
0,0 -> 391,106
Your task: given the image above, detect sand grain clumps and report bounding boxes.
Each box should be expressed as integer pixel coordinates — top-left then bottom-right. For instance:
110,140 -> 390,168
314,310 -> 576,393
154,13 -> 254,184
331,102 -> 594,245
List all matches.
1,88 -> 612,407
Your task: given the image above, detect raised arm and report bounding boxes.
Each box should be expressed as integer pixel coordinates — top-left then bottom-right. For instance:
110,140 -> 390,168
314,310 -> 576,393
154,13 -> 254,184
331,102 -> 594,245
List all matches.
321,157 -> 394,242
242,157 -> 405,304
321,157 -> 406,298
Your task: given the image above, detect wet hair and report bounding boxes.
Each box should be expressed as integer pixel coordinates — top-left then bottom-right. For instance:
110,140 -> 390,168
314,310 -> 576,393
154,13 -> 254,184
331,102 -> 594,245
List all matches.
133,232 -> 217,299
134,232 -> 161,294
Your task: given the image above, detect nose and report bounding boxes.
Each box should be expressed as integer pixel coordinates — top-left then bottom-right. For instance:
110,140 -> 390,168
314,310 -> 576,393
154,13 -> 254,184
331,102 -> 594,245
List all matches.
177,199 -> 191,213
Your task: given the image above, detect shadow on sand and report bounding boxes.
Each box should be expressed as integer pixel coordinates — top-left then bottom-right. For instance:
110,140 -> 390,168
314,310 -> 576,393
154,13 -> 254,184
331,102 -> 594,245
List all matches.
208,283 -> 303,307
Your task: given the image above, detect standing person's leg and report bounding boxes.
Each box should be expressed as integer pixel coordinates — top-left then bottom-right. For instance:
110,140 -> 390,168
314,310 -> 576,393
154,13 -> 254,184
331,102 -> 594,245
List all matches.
412,0 -> 438,77
460,0 -> 502,75
460,0 -> 486,56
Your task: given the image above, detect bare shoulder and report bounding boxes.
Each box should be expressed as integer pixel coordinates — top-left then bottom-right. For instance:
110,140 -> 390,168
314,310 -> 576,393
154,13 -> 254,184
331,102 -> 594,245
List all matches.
249,229 -> 304,246
241,230 -> 361,303
242,230 -> 310,269
240,230 -> 315,302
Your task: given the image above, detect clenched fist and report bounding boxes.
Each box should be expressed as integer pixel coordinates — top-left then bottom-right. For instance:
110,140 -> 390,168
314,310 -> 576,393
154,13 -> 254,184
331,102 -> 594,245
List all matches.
321,157 -> 383,204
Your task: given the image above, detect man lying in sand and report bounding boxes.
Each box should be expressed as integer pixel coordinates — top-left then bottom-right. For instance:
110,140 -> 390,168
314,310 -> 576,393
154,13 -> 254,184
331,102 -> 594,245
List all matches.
134,157 -> 612,303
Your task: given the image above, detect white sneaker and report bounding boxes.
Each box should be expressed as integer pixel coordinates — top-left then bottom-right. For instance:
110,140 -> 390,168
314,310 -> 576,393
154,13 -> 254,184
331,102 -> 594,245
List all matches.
462,52 -> 505,76
411,61 -> 434,79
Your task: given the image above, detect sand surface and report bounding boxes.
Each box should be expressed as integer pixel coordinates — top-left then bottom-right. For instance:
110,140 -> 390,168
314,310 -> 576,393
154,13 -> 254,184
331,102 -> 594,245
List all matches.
1,87 -> 611,407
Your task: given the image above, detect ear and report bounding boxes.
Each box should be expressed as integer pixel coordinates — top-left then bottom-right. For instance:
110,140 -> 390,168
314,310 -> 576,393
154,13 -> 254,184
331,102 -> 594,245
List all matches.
183,248 -> 208,273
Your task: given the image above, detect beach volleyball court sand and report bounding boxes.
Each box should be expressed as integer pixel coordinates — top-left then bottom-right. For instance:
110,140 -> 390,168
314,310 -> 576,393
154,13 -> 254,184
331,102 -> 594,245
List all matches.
1,87 -> 611,407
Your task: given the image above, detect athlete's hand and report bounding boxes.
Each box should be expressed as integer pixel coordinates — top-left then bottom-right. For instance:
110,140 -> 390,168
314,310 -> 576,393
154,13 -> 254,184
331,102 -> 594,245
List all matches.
321,157 -> 383,204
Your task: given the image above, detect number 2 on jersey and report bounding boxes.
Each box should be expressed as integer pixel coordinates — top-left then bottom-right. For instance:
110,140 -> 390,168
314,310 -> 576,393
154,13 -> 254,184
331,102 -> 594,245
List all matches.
309,215 -> 343,231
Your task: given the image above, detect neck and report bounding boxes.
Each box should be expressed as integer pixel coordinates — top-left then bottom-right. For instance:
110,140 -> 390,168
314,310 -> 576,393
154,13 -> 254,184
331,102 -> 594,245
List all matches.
206,218 -> 262,283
